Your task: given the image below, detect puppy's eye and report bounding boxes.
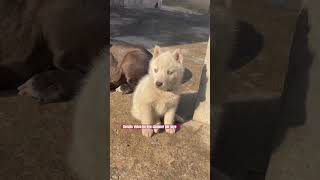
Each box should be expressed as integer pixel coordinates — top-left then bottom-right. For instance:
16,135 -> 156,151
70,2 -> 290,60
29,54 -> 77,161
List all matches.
167,70 -> 174,75
154,68 -> 158,73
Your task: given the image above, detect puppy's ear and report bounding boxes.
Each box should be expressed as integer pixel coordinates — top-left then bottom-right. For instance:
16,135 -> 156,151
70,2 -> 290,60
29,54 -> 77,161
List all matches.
173,49 -> 183,64
153,45 -> 161,58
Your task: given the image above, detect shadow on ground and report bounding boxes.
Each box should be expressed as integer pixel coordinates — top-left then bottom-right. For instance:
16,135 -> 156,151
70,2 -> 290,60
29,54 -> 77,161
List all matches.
214,97 -> 281,180
0,97 -> 78,179
228,21 -> 264,71
182,68 -> 193,84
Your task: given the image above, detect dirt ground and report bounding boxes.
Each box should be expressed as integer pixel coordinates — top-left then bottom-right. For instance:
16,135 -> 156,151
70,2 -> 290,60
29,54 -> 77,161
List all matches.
0,95 -> 77,179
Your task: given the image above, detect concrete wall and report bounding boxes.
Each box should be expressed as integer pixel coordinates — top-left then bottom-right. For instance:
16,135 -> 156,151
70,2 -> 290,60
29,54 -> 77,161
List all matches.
192,38 -> 210,124
111,0 -> 162,8
110,0 -> 124,7
267,2 -> 320,178
163,0 -> 210,12
271,0 -> 302,10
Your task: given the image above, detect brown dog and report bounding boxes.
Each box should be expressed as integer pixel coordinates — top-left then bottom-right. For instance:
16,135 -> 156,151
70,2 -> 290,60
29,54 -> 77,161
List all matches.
110,41 -> 152,94
0,0 -> 107,103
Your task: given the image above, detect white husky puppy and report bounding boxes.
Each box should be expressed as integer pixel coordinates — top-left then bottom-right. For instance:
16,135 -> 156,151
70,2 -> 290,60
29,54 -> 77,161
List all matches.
131,46 -> 185,137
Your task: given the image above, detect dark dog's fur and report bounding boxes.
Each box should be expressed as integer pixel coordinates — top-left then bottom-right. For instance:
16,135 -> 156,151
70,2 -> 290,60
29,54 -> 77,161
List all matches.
0,0 -> 107,103
110,41 -> 152,94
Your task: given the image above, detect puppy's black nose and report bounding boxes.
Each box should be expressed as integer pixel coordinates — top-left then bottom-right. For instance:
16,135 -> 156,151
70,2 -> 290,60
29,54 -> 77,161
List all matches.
155,81 -> 163,87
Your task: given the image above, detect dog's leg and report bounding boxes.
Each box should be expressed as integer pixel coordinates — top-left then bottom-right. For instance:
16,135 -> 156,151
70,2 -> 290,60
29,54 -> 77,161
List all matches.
17,2 -> 107,103
118,79 -> 138,94
153,117 -> 161,134
18,69 -> 84,103
17,46 -> 104,103
164,107 -> 177,134
112,75 -> 127,92
17,55 -> 101,104
117,83 -> 134,94
140,105 -> 155,137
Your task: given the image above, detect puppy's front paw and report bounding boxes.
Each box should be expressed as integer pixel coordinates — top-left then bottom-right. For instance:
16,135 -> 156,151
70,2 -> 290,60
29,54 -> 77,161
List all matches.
142,128 -> 154,137
17,70 -> 82,103
165,127 -> 176,134
153,128 -> 160,134
115,86 -> 123,92
153,122 -> 161,134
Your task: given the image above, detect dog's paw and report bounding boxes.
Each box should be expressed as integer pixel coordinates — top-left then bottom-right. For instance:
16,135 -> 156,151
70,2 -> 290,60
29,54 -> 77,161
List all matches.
165,127 -> 176,134
18,78 -> 40,98
17,74 -> 57,103
120,84 -> 134,94
153,128 -> 160,134
142,128 -> 154,137
153,122 -> 161,133
17,70 -> 82,103
115,86 -> 123,92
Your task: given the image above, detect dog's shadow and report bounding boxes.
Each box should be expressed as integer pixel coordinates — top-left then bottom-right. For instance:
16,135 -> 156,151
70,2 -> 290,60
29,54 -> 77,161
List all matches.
175,66 -> 206,128
176,92 -> 198,122
181,68 -> 193,84
154,92 -> 197,134
228,20 -> 264,71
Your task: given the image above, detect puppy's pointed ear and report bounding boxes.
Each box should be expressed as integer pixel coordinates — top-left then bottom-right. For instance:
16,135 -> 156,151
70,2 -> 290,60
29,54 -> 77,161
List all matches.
153,45 -> 161,58
173,49 -> 183,64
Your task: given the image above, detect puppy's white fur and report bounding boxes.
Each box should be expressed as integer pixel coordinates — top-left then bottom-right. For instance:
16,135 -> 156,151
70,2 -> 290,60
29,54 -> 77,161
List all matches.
131,46 -> 184,137
68,58 -> 108,180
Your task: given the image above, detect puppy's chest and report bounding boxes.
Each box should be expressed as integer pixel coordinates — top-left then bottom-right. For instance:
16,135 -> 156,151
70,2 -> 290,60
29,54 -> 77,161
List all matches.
152,94 -> 179,115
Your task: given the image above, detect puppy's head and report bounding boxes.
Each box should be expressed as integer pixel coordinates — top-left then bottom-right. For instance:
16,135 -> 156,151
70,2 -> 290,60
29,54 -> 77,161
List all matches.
149,45 -> 184,91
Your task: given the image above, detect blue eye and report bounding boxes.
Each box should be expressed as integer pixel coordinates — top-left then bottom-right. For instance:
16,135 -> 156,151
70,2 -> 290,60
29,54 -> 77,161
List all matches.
167,70 -> 174,75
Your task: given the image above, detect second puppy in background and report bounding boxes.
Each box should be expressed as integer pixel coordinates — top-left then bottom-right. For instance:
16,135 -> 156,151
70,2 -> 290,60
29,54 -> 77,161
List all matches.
110,41 -> 152,94
131,46 -> 184,137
